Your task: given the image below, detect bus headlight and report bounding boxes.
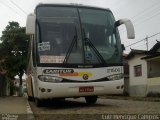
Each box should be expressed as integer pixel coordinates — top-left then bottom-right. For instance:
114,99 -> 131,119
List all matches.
38,75 -> 63,83
107,74 -> 123,81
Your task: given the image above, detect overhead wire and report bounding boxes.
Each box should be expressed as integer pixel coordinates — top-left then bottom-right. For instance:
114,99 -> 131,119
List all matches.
132,2 -> 160,27
126,38 -> 158,50
134,10 -> 160,27
9,0 -> 28,15
0,1 -> 23,17
117,3 -> 160,46
125,33 -> 160,51
125,32 -> 160,48
112,1 -> 160,52
119,1 -> 160,34
131,1 -> 160,21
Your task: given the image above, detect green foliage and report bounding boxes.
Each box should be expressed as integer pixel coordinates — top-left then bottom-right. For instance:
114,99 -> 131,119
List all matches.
0,21 -> 29,83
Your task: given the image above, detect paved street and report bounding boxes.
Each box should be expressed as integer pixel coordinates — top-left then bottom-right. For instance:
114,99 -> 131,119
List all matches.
0,96 -> 160,120
29,97 -> 160,120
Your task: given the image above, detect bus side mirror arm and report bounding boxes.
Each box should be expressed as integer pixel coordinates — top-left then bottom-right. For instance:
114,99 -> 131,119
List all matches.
26,13 -> 36,35
115,19 -> 135,39
121,44 -> 125,51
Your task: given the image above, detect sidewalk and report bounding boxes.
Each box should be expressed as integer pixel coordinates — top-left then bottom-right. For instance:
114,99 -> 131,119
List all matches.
101,95 -> 160,102
0,96 -> 34,120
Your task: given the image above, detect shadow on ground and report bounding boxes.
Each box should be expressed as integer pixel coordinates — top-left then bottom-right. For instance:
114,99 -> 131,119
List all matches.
30,98 -> 108,110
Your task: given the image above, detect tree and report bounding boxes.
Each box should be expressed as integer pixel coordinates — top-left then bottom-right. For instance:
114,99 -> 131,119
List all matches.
0,59 -> 7,96
0,21 -> 29,96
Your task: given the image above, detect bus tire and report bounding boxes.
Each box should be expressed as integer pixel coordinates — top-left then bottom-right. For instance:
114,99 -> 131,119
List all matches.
35,98 -> 43,107
28,96 -> 33,101
85,96 -> 98,104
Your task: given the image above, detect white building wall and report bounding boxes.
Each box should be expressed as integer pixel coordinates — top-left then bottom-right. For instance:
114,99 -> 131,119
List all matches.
128,55 -> 148,97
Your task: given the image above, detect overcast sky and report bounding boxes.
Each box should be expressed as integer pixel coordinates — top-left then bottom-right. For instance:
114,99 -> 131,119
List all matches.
1,0 -> 160,53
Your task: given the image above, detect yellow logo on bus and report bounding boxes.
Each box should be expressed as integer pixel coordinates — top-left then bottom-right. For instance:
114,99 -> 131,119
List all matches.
78,72 -> 92,77
59,72 -> 92,77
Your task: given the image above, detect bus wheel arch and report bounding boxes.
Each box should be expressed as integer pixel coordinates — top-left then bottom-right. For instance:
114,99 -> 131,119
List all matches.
35,98 -> 43,107
28,96 -> 34,101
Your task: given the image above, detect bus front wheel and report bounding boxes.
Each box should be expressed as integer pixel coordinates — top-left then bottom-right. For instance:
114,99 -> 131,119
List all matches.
35,98 -> 43,107
85,96 -> 98,104
28,96 -> 34,101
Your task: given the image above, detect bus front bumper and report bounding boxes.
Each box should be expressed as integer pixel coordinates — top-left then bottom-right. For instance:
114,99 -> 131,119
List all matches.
37,80 -> 124,99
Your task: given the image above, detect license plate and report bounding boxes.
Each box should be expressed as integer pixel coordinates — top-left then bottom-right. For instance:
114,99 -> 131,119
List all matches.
79,86 -> 94,92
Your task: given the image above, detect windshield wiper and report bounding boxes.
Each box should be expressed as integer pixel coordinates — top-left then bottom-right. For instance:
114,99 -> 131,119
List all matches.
63,27 -> 78,64
84,37 -> 106,64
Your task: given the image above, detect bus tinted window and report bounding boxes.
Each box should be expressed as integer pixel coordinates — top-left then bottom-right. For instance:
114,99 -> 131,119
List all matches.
79,8 -> 122,64
36,7 -> 83,64
36,6 -> 122,65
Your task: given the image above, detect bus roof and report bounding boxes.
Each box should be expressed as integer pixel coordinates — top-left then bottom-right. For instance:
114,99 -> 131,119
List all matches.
35,3 -> 110,12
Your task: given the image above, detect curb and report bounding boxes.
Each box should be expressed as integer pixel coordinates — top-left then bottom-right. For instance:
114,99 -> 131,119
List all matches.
25,94 -> 35,120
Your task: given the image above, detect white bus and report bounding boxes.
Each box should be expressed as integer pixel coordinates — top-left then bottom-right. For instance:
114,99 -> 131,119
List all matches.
26,3 -> 135,107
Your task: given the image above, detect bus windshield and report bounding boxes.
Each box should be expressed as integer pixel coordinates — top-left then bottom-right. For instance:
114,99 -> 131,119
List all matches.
36,6 -> 122,65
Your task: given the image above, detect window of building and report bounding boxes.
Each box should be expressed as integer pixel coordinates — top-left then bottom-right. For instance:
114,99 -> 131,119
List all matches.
134,65 -> 142,77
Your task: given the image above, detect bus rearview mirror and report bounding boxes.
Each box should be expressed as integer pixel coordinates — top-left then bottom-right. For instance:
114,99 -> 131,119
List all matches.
26,13 -> 36,35
115,19 -> 135,39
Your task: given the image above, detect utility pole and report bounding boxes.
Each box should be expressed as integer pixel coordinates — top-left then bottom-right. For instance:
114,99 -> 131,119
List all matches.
146,36 -> 148,51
